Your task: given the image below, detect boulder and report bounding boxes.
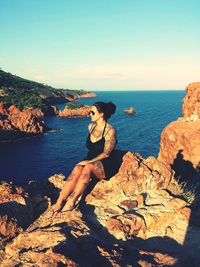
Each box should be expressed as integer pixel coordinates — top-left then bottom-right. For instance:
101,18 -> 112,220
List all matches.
124,106 -> 136,115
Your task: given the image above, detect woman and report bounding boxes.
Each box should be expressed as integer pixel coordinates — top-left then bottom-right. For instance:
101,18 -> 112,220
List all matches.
52,101 -> 118,213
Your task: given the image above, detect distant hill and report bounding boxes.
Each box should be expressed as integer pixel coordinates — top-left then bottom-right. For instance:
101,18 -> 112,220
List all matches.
0,69 -> 87,111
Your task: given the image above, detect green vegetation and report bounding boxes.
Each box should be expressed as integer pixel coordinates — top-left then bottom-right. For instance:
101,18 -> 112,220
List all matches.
66,103 -> 84,109
2,88 -> 44,110
0,69 -> 88,111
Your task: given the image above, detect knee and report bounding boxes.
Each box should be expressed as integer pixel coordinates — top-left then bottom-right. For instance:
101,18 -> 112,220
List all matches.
73,164 -> 83,174
83,163 -> 94,173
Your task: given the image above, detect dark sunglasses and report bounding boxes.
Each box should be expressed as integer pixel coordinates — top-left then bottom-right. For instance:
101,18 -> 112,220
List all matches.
89,111 -> 95,116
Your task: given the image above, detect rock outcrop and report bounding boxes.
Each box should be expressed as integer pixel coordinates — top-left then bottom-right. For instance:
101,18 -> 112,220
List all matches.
76,92 -> 96,99
59,105 -> 91,117
124,106 -> 136,115
0,102 -> 48,141
0,182 -> 31,241
158,83 -> 200,186
1,153 -> 199,266
182,82 -> 200,119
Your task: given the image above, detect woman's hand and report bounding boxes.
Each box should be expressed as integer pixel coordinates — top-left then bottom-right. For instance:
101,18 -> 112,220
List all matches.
77,160 -> 90,166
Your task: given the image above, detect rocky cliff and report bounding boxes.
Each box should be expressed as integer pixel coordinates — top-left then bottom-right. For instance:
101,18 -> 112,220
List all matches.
59,105 -> 91,117
158,83 -> 200,186
0,102 -> 48,141
0,152 -> 199,266
182,82 -> 200,119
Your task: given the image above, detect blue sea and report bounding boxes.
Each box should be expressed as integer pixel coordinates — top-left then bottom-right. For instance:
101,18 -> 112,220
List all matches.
0,91 -> 185,184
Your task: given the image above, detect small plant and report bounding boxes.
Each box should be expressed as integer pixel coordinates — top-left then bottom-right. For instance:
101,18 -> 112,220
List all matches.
66,103 -> 84,109
171,176 -> 197,205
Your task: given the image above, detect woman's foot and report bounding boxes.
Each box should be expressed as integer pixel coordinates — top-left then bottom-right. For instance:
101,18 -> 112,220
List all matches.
47,203 -> 63,218
61,198 -> 77,212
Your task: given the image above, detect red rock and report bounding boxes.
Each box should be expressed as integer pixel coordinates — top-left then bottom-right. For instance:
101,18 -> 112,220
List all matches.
158,118 -> 200,169
124,106 -> 136,115
0,103 -> 47,140
0,183 -> 31,241
158,83 -> 200,181
77,92 -> 96,98
117,152 -> 175,195
59,105 -> 91,117
0,102 -> 8,115
182,82 -> 200,118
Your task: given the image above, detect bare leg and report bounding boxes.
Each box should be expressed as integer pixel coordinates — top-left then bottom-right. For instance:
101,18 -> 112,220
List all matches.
53,164 -> 84,212
62,161 -> 105,211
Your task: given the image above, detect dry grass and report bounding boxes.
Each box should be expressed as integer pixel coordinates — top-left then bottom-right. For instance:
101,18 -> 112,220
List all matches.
170,177 -> 197,205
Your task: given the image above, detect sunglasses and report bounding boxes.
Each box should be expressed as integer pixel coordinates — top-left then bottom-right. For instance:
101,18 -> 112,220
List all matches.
89,111 -> 95,116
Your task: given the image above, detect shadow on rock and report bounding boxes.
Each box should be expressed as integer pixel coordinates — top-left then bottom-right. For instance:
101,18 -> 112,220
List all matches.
50,202 -> 191,267
172,150 -> 200,185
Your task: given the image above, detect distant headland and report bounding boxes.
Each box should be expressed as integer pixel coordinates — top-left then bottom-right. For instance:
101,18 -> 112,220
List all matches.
0,69 -> 96,141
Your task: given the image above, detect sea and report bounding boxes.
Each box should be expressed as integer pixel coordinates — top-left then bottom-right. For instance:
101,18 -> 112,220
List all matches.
0,90 -> 185,184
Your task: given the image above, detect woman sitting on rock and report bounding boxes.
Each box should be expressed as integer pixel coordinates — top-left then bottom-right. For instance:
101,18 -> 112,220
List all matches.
51,101 -> 119,213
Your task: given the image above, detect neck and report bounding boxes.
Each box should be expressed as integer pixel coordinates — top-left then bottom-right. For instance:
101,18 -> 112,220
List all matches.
96,118 -> 106,128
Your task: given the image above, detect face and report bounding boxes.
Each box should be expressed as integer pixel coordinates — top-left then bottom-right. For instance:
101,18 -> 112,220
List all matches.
89,106 -> 103,122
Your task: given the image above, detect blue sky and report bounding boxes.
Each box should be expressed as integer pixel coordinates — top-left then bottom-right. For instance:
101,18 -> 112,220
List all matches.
0,0 -> 199,90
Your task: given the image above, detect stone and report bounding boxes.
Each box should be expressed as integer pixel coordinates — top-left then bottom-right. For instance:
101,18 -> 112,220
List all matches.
124,106 -> 136,115
59,105 -> 91,117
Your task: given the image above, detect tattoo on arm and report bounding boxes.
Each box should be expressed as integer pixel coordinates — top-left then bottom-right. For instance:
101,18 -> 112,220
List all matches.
104,128 -> 116,155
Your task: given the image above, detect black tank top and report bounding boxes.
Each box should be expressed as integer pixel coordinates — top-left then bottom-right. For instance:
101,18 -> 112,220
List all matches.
86,122 -> 107,159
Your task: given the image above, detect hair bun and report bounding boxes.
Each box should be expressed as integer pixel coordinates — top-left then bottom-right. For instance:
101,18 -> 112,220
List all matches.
106,102 -> 116,115
93,101 -> 116,120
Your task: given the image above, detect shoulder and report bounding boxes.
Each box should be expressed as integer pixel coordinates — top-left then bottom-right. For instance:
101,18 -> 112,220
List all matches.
105,123 -> 116,137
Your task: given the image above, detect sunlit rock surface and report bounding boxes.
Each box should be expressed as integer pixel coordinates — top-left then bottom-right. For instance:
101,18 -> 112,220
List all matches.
59,105 -> 91,117
1,155 -> 199,266
0,102 -> 47,141
158,83 -> 200,184
124,106 -> 136,115
182,82 -> 200,119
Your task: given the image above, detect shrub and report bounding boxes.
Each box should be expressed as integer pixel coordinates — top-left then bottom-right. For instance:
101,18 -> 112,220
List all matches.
66,103 -> 84,109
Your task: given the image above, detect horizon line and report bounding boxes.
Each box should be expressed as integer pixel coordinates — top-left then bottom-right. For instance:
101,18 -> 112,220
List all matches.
88,89 -> 185,92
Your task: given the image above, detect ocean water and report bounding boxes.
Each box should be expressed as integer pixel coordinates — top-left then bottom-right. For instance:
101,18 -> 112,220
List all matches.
0,90 -> 185,184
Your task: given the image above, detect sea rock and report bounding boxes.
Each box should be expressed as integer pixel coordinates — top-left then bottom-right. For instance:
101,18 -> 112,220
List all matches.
124,106 -> 136,115
77,92 -> 97,98
0,102 -> 48,141
59,105 -> 91,117
158,83 -> 200,185
182,82 -> 200,119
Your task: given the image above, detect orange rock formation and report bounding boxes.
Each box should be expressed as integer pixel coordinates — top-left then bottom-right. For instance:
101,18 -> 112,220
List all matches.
59,105 -> 91,117
158,83 -> 200,181
0,102 -> 47,140
77,92 -> 97,98
124,106 -> 136,115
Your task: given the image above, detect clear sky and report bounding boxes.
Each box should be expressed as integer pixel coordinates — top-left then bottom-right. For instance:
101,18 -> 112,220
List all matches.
0,0 -> 199,90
